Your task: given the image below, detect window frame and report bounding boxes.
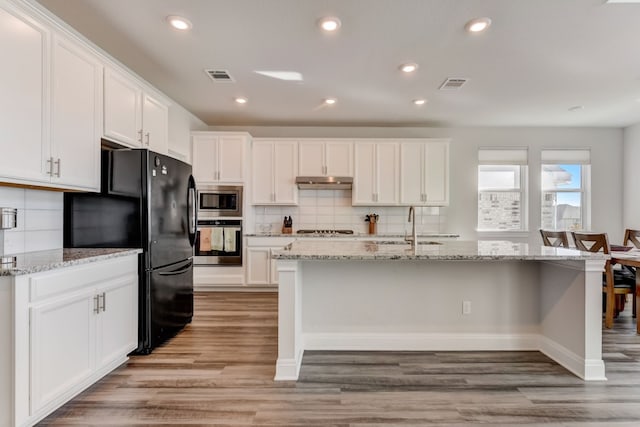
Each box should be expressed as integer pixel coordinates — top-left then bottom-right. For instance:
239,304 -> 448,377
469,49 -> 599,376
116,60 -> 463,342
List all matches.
477,164 -> 529,233
540,163 -> 591,231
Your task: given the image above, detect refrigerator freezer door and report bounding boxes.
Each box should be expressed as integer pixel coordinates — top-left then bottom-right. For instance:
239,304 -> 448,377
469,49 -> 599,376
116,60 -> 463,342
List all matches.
142,258 -> 193,352
148,153 -> 194,269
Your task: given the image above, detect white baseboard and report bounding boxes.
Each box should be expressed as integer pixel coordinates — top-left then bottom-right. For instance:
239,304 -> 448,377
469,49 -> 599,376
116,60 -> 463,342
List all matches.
275,350 -> 304,381
303,332 -> 540,351
538,336 -> 606,381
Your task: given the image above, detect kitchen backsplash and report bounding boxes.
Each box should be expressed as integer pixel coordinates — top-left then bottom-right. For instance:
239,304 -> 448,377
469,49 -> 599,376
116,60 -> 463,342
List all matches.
0,187 -> 63,254
252,190 -> 445,234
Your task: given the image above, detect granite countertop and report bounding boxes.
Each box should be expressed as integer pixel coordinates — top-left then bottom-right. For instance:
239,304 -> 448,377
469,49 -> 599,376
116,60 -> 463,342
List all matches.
245,232 -> 460,238
272,240 -> 609,261
1,248 -> 143,276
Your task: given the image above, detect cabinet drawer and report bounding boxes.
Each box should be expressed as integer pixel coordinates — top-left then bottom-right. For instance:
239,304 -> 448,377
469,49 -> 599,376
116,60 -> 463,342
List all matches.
29,256 -> 138,303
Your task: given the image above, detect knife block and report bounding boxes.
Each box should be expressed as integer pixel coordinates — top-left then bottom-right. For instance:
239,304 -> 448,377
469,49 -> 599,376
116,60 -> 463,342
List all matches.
368,221 -> 377,235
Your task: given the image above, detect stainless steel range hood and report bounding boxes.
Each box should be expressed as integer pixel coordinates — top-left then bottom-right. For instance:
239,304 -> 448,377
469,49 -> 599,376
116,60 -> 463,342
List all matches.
295,176 -> 353,190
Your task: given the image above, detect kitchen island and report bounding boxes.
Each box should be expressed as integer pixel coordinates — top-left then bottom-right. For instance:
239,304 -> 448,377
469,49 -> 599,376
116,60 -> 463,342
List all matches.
272,240 -> 608,382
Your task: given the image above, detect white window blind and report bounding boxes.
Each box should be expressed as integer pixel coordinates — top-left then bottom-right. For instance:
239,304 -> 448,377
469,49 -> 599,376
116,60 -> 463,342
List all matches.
478,148 -> 528,165
541,149 -> 590,164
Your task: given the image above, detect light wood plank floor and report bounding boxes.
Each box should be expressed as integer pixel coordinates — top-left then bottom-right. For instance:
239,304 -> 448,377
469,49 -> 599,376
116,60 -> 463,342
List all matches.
40,292 -> 640,426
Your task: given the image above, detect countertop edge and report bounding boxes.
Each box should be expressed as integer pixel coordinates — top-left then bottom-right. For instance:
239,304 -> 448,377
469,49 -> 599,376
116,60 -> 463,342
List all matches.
1,248 -> 143,277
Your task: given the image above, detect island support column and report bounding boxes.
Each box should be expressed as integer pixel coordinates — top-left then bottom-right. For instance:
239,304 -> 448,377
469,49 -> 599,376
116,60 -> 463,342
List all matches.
274,260 -> 303,380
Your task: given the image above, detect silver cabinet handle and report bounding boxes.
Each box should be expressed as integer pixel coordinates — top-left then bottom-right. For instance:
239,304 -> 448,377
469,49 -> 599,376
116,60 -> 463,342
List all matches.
46,157 -> 53,176
100,292 -> 106,312
54,158 -> 61,177
145,132 -> 150,146
93,295 -> 100,314
138,129 -> 143,143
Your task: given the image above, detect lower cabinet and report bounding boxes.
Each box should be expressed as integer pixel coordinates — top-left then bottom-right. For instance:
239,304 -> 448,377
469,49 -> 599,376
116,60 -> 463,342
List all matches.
0,253 -> 138,427
246,237 -> 295,285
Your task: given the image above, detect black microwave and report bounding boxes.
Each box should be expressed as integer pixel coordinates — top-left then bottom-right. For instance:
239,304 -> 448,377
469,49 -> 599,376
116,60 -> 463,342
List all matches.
197,185 -> 242,217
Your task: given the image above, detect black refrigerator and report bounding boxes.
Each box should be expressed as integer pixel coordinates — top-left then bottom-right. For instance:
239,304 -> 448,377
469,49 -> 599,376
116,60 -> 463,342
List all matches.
64,148 -> 197,353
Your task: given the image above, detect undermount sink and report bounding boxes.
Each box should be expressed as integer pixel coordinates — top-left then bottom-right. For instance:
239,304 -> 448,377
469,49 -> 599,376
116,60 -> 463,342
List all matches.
374,240 -> 443,245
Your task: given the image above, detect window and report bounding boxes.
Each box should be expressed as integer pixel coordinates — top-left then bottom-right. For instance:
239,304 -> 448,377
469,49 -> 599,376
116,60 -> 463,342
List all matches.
541,149 -> 590,231
478,148 -> 528,232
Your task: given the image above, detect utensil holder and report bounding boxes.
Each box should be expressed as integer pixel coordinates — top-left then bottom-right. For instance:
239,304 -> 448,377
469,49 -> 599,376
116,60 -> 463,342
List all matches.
1,207 -> 17,230
368,221 -> 377,235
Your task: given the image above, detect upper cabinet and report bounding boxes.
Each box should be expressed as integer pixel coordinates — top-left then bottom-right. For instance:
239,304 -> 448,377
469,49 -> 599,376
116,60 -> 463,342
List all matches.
399,140 -> 449,206
252,139 -> 298,205
192,132 -> 248,184
103,67 -> 169,154
50,34 -> 102,190
353,141 -> 400,205
298,139 -> 353,177
0,3 -> 101,191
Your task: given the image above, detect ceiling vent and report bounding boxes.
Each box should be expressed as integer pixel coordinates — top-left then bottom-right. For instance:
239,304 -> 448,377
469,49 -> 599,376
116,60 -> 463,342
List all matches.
439,78 -> 468,90
205,69 -> 235,83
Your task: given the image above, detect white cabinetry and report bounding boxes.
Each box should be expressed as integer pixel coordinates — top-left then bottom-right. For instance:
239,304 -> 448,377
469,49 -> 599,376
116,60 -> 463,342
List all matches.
192,132 -> 248,184
104,67 -> 169,154
50,33 -> 102,190
353,141 -> 399,205
0,3 -> 102,191
252,139 -> 298,205
0,254 -> 138,427
399,140 -> 449,206
298,139 -> 353,177
246,237 -> 295,285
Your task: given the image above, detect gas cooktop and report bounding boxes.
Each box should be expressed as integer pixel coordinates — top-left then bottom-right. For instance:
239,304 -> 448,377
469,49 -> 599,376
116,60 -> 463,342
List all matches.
296,229 -> 354,235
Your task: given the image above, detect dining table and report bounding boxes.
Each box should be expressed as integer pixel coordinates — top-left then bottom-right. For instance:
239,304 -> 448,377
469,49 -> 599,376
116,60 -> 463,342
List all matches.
610,248 -> 640,334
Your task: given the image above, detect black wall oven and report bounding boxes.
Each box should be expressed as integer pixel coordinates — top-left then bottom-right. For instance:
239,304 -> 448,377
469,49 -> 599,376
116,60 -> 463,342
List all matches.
197,185 -> 242,218
195,219 -> 243,266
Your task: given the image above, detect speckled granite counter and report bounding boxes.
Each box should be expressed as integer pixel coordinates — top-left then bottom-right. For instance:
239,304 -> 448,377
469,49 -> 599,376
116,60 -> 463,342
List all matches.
246,232 -> 460,238
0,248 -> 142,276
272,239 -> 608,261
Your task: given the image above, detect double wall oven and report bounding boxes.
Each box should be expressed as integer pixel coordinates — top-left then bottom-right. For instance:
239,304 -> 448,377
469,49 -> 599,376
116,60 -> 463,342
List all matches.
195,185 -> 243,266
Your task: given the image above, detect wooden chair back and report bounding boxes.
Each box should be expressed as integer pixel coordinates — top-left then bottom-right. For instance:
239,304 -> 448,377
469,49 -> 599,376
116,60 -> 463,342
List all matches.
571,232 -> 611,254
539,230 -> 569,248
623,229 -> 640,249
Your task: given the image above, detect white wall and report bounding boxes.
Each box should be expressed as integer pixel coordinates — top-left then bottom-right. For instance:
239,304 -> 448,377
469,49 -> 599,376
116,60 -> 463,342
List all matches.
623,123 -> 640,230
213,125 -> 625,245
0,187 -> 63,255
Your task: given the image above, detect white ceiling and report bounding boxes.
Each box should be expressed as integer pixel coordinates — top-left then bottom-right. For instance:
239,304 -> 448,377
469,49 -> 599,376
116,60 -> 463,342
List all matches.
35,0 -> 640,128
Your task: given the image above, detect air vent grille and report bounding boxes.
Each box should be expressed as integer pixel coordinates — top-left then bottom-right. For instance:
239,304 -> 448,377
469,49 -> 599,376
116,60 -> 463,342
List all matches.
205,69 -> 235,83
439,78 -> 468,90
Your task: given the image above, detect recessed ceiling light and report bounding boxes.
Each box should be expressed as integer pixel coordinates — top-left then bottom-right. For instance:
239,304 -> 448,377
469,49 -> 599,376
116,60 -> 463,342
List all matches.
413,99 -> 427,106
235,97 -> 248,104
568,105 -> 584,112
324,98 -> 337,105
465,17 -> 491,33
318,17 -> 341,32
166,15 -> 192,31
255,71 -> 304,81
400,63 -> 419,73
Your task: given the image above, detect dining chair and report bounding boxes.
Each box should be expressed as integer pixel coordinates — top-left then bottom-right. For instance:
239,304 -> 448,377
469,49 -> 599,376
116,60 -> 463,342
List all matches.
572,232 -> 636,328
623,229 -> 640,248
540,229 -> 569,248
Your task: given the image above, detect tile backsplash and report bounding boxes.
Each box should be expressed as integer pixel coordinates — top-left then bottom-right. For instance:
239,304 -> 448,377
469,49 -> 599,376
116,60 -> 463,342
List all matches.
253,190 -> 445,234
0,187 -> 63,254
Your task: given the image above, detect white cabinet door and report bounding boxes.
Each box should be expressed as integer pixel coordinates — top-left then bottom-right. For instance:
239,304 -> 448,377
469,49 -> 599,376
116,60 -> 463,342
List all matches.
95,276 -> 138,369
246,247 -> 270,285
142,92 -> 169,155
353,143 -> 376,204
0,5 -> 50,184
252,141 -> 275,204
50,34 -> 102,191
376,142 -> 399,204
218,135 -> 245,182
30,290 -> 96,413
273,141 -> 298,204
400,142 -> 424,205
104,68 -> 142,148
192,134 -> 217,182
298,140 -> 324,176
424,141 -> 449,206
325,140 -> 353,176
269,249 -> 279,285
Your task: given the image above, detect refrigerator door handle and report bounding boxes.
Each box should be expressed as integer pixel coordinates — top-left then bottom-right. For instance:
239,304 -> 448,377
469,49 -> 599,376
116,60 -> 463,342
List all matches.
188,176 -> 197,246
158,260 -> 193,276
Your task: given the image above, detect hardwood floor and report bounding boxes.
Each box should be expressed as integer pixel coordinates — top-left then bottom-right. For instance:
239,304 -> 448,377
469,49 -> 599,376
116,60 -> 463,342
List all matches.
40,292 -> 640,426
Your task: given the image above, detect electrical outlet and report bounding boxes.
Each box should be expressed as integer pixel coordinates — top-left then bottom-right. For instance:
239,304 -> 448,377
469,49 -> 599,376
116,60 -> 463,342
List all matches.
462,300 -> 471,315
